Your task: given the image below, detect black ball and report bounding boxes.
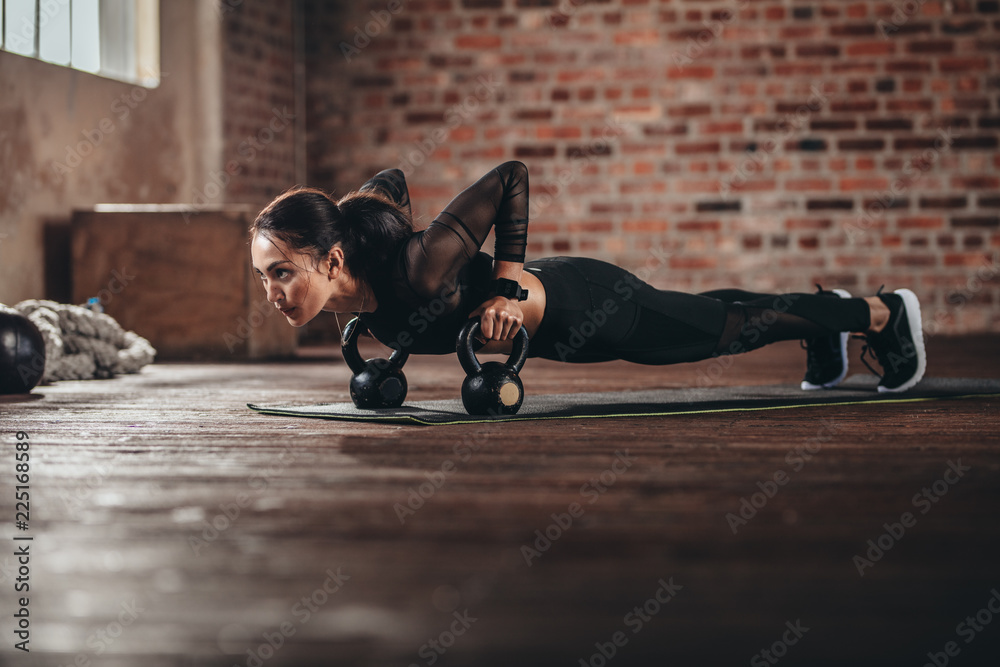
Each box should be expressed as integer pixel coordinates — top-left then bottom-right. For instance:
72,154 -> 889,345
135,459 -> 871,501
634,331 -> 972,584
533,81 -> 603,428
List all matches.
0,312 -> 46,394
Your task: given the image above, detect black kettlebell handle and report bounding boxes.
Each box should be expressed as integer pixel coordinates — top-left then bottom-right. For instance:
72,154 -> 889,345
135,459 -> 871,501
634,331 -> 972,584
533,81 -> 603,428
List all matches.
457,320 -> 529,376
341,317 -> 408,374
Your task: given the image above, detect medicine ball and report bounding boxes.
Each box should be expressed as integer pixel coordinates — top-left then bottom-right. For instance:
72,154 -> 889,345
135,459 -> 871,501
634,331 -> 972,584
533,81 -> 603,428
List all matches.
0,311 -> 46,394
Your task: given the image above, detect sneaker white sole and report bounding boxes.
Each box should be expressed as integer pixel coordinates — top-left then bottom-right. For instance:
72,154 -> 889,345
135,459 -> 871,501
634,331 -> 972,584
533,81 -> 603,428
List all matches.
800,289 -> 852,390
877,288 -> 927,393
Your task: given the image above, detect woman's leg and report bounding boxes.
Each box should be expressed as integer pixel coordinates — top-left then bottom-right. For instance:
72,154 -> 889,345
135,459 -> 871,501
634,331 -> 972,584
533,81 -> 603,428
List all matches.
526,258 -> 867,364
710,290 -> 870,357
526,257 -> 924,391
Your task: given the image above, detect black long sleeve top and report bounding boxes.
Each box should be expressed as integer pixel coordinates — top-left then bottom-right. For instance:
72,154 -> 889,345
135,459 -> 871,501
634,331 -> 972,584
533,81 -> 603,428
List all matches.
357,161 -> 529,354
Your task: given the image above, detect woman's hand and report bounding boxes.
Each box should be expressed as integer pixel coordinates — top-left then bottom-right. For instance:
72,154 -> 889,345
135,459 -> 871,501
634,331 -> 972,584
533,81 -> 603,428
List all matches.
470,296 -> 524,342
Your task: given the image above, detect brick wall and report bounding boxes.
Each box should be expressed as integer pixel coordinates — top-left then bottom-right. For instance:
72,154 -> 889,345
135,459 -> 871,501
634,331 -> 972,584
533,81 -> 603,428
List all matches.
304,0 -> 1000,333
219,0 -> 298,210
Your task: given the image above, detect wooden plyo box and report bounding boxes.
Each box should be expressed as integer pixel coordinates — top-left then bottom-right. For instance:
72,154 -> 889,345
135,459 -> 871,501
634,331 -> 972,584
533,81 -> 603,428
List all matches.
72,206 -> 297,360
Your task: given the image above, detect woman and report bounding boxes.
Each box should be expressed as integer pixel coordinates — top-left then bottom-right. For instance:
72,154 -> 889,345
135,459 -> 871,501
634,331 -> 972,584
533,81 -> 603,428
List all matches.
250,161 -> 926,393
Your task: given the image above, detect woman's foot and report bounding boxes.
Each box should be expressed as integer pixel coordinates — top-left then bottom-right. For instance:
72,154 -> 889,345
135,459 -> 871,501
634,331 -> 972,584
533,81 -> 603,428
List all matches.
801,288 -> 852,390
861,288 -> 927,393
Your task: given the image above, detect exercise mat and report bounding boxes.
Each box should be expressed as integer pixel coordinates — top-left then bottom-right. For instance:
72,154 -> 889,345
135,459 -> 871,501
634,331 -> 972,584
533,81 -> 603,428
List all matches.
247,375 -> 1000,426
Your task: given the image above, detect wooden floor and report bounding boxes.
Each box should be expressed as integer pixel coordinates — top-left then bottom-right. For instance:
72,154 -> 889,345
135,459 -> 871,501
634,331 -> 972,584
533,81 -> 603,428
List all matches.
2,335 -> 1000,666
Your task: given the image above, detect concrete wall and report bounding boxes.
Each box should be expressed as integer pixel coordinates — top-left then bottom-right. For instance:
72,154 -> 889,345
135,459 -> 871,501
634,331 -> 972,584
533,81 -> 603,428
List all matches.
0,0 -> 223,306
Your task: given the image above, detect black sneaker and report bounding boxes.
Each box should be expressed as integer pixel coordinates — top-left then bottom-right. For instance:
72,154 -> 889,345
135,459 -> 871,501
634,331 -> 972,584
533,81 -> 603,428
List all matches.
860,288 -> 927,393
801,288 -> 852,390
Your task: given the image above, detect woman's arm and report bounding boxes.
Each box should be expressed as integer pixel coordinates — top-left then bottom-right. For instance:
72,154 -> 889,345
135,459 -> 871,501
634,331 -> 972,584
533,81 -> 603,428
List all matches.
359,168 -> 412,219
403,161 -> 529,321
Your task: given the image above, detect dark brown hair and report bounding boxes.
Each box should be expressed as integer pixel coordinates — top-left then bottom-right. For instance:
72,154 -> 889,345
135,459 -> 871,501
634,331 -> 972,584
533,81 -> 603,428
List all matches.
250,187 -> 412,289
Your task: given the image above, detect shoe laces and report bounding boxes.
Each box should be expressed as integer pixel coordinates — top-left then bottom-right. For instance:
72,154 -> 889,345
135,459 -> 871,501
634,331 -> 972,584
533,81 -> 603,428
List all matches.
857,335 -> 883,380
800,284 -> 836,369
856,285 -> 888,380
800,338 -> 824,369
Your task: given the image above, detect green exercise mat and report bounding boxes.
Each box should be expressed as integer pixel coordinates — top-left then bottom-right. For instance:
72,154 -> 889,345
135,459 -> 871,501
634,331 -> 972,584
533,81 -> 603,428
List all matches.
246,376 -> 1000,426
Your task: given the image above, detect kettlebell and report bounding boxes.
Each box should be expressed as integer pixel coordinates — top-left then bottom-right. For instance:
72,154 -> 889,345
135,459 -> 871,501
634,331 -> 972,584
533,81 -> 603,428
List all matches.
456,319 -> 529,416
341,317 -> 409,409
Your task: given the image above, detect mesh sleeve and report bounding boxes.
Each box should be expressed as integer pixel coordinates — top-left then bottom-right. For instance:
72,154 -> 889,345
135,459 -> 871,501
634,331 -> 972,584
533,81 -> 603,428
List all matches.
400,161 -> 529,303
359,168 -> 412,218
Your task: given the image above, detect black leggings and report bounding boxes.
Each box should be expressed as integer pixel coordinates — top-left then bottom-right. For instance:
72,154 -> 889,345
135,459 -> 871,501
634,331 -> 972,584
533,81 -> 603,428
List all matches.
525,257 -> 871,364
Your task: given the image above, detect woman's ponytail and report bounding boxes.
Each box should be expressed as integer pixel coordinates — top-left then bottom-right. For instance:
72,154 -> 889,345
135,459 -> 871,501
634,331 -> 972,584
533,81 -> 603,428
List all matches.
251,187 -> 412,289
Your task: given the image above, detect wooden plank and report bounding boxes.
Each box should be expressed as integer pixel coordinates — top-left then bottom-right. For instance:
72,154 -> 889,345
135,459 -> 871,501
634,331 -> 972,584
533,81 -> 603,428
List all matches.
2,336 -> 999,664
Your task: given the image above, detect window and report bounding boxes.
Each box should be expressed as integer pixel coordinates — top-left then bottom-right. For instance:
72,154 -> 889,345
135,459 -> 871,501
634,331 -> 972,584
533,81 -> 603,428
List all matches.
1,0 -> 159,86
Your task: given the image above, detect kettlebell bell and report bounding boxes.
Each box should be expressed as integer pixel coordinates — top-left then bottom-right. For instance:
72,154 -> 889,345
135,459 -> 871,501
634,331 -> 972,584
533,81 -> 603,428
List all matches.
341,317 -> 409,409
456,319 -> 529,416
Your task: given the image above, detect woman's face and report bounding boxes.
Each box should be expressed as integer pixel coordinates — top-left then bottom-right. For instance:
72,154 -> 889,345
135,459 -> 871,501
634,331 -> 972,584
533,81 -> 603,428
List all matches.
251,233 -> 358,327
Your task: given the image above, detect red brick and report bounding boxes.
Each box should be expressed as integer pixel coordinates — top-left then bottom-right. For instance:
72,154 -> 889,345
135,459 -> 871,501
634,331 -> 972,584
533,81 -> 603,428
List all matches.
906,40 -> 955,53
841,177 -> 889,191
675,141 -> 721,155
899,217 -> 945,229
838,138 -> 886,151
833,1 -> 863,16
590,202 -> 634,215
670,256 -> 718,270
668,103 -> 712,117
666,66 -> 716,79
811,119 -> 858,131
786,179 -> 834,192
846,41 -> 895,56
831,99 -> 878,113
887,99 -> 935,112
699,121 -> 744,134
614,29 -> 660,45
921,196 -> 968,209
786,218 -> 833,230
885,61 -> 934,74
952,175 -> 1000,189
866,118 -> 913,131
796,43 -> 841,58
940,57 -> 991,72
536,125 -> 584,139
567,221 -> 614,233
945,252 -> 993,268
830,23 -> 877,37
